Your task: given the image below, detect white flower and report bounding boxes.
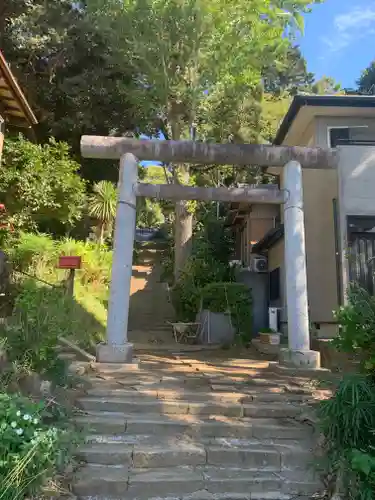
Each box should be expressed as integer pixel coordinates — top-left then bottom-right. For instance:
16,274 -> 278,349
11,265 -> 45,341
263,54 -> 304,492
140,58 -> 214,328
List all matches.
16,411 -> 21,417
15,428 -> 23,435
10,421 -> 17,428
31,439 -> 36,445
23,414 -> 30,421
33,418 -> 39,425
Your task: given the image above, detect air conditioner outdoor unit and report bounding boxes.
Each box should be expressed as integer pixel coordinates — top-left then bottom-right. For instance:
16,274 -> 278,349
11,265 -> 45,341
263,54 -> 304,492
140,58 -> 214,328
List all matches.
252,256 -> 268,273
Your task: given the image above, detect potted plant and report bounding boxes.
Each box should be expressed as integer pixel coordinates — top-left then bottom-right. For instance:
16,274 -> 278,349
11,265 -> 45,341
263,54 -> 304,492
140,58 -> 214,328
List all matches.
258,327 -> 281,345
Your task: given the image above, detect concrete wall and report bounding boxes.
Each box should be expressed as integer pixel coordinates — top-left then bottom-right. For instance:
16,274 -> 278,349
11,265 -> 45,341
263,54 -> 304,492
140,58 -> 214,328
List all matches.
236,269 -> 268,334
337,145 -> 375,294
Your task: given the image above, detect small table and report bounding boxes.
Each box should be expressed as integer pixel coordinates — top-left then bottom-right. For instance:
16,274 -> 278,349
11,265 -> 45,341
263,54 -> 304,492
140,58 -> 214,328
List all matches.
168,322 -> 201,343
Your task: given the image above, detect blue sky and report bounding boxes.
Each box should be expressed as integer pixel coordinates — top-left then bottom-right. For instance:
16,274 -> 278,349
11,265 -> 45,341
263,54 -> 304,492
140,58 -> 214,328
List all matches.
299,0 -> 375,88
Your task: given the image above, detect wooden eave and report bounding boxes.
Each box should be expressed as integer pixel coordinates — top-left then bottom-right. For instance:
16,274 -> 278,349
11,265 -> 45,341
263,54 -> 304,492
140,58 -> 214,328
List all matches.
0,51 -> 38,129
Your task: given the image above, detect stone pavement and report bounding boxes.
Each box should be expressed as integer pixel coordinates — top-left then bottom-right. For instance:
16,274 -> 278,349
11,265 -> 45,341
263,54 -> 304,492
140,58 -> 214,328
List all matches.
71,351 -> 325,500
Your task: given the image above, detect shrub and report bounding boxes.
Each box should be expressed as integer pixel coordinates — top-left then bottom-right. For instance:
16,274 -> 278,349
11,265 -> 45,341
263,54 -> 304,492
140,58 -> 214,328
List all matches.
318,374 -> 375,500
7,233 -> 113,288
1,282 -> 68,383
0,392 -> 76,500
172,256 -> 234,321
1,278 -> 105,375
200,282 -> 253,342
1,136 -> 86,233
333,283 -> 375,373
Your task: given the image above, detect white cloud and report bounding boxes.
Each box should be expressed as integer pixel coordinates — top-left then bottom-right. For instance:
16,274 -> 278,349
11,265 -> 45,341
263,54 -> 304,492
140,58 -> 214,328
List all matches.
321,3 -> 375,56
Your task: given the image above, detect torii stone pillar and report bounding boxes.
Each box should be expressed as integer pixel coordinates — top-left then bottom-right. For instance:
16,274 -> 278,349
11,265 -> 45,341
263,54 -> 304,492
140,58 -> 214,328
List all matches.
96,153 -> 137,363
279,160 -> 320,369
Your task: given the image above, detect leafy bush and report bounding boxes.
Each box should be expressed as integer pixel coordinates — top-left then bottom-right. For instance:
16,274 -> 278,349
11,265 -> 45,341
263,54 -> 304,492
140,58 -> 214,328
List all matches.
1,282 -> 68,382
172,255 -> 234,321
1,136 -> 86,232
171,216 -> 235,320
1,280 -> 105,376
319,283 -> 375,499
200,282 -> 253,342
333,283 -> 375,373
8,232 -> 113,287
319,374 -> 375,500
0,392 -> 76,500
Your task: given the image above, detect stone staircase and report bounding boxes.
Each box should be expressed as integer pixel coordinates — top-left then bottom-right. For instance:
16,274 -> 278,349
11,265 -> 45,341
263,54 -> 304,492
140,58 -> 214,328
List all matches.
71,353 -> 322,500
128,246 -> 175,343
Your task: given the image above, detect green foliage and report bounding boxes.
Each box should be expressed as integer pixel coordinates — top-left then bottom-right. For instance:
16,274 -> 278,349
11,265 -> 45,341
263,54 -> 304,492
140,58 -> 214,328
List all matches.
2,1 -> 142,184
136,199 -> 165,228
88,180 -> 117,244
333,283 -> 375,373
319,374 -> 375,500
171,216 -> 235,321
1,136 -> 86,232
319,283 -> 375,500
200,282 -> 253,342
172,255 -> 233,321
358,61 -> 375,94
5,233 -> 110,352
1,283 -> 69,382
0,392 -> 76,500
8,232 -> 113,287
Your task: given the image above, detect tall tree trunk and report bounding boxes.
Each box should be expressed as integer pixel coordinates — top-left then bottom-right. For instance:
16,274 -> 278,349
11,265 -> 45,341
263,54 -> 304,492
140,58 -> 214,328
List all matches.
97,221 -> 105,245
174,164 -> 193,282
170,115 -> 193,282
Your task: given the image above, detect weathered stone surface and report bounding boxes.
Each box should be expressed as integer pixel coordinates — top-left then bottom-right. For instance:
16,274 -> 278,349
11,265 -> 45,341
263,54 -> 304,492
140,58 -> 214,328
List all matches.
71,350 -> 322,500
77,444 -> 132,465
206,446 -> 281,469
243,403 -> 301,419
200,467 -> 282,493
128,467 -> 205,498
73,464 -> 129,496
132,441 -> 207,468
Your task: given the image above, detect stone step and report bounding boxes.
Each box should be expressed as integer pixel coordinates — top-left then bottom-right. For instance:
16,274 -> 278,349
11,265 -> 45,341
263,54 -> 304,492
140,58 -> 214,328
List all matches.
75,411 -> 312,440
76,397 -> 302,419
74,464 -> 319,498
77,433 -> 312,468
79,495 -> 297,500
85,386 -> 311,403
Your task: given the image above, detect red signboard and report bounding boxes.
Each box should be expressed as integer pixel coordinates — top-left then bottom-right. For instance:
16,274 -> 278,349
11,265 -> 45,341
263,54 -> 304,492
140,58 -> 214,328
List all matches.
57,256 -> 82,269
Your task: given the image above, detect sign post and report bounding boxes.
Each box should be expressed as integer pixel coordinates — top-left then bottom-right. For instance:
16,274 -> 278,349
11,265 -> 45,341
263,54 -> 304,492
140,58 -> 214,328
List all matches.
57,256 -> 82,297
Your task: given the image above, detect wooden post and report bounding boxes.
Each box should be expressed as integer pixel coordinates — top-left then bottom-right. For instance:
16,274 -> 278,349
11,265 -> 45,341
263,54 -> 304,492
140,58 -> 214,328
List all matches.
66,269 -> 75,297
0,117 -> 4,166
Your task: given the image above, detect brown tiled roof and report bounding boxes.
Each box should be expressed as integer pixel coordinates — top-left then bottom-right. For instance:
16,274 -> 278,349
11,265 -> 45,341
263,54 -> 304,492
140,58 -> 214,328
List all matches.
0,50 -> 37,128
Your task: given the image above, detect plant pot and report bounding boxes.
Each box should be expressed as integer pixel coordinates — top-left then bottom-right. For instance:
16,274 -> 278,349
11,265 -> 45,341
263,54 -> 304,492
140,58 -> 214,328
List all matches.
196,309 -> 235,344
259,332 -> 281,345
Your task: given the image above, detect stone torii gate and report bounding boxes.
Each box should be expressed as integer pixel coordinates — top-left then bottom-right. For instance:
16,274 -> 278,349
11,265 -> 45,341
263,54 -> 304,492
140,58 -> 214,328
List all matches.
81,136 -> 337,369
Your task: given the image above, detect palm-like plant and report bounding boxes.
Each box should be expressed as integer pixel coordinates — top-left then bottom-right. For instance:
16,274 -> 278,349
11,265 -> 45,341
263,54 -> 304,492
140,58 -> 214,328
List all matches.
88,181 -> 117,244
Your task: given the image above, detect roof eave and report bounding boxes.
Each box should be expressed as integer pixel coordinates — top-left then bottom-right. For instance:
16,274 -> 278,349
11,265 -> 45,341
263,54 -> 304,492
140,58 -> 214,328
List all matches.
0,51 -> 38,128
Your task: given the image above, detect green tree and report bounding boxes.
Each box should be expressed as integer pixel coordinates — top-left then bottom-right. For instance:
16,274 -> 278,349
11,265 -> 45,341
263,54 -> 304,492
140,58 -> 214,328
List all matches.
1,1 -> 144,183
88,181 -> 117,244
262,46 -> 314,96
358,61 -> 375,94
89,0 -> 321,280
310,76 -> 342,94
1,136 -> 86,232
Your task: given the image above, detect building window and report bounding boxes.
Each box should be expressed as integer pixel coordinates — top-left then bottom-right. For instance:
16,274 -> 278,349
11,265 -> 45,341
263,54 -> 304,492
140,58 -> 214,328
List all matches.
328,126 -> 368,147
329,128 -> 349,147
269,267 -> 280,301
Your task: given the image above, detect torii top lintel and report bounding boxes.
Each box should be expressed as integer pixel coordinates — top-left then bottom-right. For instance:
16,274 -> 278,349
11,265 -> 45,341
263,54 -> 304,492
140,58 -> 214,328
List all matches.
80,136 -> 338,170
